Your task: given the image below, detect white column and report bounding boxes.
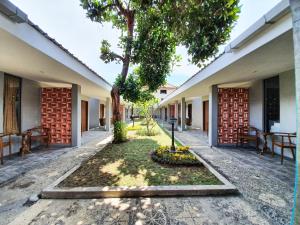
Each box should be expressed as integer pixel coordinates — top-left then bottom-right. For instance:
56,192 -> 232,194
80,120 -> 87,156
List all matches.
290,0 -> 300,220
208,85 -> 218,147
174,101 -> 178,118
180,97 -> 186,132
71,84 -> 81,147
174,101 -> 178,128
192,97 -> 203,129
105,97 -> 111,131
122,105 -> 126,122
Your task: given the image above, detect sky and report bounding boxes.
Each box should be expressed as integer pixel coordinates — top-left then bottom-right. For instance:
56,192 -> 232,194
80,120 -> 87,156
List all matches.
10,0 -> 281,86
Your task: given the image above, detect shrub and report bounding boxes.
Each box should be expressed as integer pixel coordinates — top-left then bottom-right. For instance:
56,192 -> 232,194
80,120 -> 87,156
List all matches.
127,125 -> 142,131
136,127 -> 160,136
151,145 -> 200,166
113,121 -> 127,143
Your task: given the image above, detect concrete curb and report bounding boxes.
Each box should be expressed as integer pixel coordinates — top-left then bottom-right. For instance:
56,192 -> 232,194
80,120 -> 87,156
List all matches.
41,128 -> 238,199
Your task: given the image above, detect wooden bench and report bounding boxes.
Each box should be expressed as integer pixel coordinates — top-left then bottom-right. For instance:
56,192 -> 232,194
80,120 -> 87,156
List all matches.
21,127 -> 51,155
271,132 -> 296,164
236,126 -> 260,150
0,133 -> 13,165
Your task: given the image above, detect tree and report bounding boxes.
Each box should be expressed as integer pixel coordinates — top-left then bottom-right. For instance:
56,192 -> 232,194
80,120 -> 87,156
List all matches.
80,0 -> 240,126
136,98 -> 158,135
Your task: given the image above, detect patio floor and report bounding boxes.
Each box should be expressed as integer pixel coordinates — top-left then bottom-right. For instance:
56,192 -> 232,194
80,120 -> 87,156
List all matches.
0,130 -> 112,225
0,128 -> 296,225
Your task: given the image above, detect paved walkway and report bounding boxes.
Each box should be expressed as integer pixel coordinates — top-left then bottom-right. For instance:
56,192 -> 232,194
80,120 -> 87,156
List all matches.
175,130 -> 296,225
0,128 -> 296,225
159,120 -> 208,147
0,130 -> 112,225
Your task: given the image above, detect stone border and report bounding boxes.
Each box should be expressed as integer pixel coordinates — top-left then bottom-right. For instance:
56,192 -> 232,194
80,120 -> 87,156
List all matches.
41,128 -> 238,199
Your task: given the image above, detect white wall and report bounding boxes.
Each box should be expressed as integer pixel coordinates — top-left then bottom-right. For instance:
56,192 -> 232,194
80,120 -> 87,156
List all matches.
154,87 -> 176,101
277,70 -> 296,158
88,98 -> 100,129
0,73 -> 3,133
191,98 -> 203,129
249,80 -> 263,130
248,70 -> 296,158
280,70 -> 296,132
21,78 -> 41,131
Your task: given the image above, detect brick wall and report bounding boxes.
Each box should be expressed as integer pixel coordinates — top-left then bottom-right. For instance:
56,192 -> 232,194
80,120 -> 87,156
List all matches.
218,88 -> 249,144
41,88 -> 72,144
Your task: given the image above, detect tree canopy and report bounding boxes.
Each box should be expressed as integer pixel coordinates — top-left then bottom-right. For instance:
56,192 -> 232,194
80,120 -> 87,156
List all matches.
80,0 -> 240,116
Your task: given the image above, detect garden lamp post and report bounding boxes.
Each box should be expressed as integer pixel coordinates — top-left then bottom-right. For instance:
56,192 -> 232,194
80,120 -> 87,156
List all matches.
170,118 -> 177,152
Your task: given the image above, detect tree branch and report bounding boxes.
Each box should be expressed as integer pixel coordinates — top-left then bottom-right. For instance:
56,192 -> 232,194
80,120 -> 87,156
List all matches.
111,52 -> 125,62
115,0 -> 128,16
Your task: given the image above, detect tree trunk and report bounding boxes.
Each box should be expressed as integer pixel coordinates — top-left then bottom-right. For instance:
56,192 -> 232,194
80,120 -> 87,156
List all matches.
111,12 -> 134,124
111,85 -> 121,123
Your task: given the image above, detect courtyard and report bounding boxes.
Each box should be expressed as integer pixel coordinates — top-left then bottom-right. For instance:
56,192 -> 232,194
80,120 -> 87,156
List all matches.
0,0 -> 298,224
0,128 -> 295,225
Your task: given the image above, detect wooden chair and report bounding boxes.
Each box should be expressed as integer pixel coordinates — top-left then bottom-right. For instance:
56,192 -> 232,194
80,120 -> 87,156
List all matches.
272,132 -> 296,164
236,126 -> 260,150
0,133 -> 13,165
26,126 -> 51,151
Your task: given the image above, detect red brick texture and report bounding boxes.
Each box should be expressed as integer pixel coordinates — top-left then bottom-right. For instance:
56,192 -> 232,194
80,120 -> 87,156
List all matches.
218,88 -> 249,144
41,88 -> 72,144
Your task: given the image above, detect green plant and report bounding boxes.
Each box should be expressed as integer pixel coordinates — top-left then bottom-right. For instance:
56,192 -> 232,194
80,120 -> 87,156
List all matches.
152,145 -> 200,166
80,0 -> 240,126
136,98 -> 159,136
157,123 -> 183,146
113,121 -> 127,143
127,125 -> 142,131
136,127 -> 160,136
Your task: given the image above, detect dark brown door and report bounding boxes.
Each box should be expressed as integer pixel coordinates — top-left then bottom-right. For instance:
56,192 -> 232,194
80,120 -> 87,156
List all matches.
100,104 -> 105,119
170,105 -> 175,118
164,108 -> 167,121
81,100 -> 88,132
188,104 -> 192,120
203,101 -> 209,133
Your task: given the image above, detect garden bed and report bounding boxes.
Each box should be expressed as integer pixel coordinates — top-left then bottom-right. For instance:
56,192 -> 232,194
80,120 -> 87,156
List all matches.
42,122 -> 237,198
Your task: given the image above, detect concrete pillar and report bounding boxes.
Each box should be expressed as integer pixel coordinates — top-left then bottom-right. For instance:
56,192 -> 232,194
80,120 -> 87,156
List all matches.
290,0 -> 300,223
208,85 -> 218,147
167,105 -> 170,122
174,101 -> 178,118
122,105 -> 126,122
192,97 -> 203,129
105,97 -> 111,131
180,97 -> 186,132
71,84 -> 81,147
174,101 -> 179,128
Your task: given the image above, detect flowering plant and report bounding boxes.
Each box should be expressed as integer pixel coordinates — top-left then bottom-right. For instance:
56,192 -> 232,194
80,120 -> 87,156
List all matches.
151,145 -> 200,166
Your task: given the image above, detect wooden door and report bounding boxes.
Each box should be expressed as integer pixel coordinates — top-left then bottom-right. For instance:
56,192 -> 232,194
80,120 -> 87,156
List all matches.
188,104 -> 192,120
100,104 -> 105,119
203,101 -> 209,132
170,105 -> 175,118
81,100 -> 88,132
164,108 -> 167,121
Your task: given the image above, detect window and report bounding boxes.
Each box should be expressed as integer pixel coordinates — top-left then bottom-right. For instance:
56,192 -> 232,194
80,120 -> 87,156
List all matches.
160,89 -> 167,94
3,74 -> 21,134
264,76 -> 280,132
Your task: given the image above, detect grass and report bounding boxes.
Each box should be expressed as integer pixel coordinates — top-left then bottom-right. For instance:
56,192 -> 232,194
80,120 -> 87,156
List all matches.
59,121 -> 222,187
126,125 -> 142,131
157,122 -> 183,146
